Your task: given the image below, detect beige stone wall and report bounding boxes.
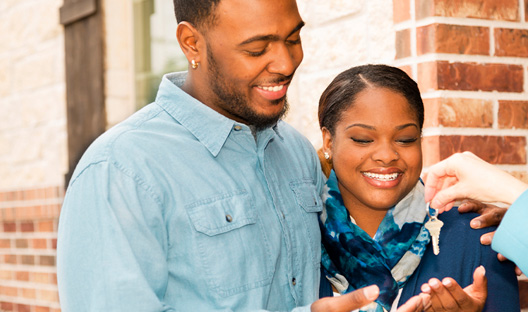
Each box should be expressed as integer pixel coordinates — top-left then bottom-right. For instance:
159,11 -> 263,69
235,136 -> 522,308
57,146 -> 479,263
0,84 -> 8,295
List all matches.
103,0 -> 136,128
0,0 -> 67,190
288,0 -> 396,148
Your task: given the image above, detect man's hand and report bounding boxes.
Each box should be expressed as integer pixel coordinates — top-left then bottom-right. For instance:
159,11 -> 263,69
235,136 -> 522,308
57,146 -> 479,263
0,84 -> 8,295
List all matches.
457,200 -> 506,234
458,200 -> 522,275
419,266 -> 487,311
311,285 -> 379,312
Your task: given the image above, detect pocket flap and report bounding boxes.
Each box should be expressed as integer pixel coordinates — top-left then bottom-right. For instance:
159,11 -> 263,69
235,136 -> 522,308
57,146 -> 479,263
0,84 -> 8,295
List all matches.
290,180 -> 323,213
186,190 -> 257,236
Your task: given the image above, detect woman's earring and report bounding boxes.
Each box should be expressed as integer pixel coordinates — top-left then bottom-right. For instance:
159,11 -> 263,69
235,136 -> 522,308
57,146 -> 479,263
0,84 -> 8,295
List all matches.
324,152 -> 330,160
191,60 -> 199,69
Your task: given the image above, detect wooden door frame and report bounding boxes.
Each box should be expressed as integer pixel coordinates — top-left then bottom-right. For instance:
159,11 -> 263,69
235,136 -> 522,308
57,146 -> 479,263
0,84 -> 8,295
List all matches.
60,0 -> 106,186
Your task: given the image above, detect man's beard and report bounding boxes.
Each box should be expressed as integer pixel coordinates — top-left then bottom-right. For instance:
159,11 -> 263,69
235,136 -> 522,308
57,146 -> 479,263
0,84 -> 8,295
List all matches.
207,49 -> 289,130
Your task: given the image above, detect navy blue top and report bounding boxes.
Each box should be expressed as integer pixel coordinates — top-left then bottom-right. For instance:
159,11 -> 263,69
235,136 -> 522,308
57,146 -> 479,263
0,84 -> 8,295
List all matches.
320,209 -> 520,311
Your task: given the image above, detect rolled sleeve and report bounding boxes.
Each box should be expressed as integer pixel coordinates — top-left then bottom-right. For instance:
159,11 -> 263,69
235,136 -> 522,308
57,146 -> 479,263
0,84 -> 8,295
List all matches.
492,189 -> 528,274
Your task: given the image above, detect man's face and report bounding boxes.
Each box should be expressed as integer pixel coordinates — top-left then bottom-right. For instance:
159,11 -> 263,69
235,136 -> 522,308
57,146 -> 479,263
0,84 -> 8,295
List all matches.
201,0 -> 304,128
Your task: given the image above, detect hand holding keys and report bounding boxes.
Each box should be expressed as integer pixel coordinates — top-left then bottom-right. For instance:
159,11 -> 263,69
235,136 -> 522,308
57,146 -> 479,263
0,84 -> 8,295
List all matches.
425,203 -> 443,255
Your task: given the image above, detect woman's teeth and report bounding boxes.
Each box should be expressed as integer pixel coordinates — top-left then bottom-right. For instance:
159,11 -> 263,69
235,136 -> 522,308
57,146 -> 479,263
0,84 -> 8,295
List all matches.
260,85 -> 284,92
363,172 -> 399,181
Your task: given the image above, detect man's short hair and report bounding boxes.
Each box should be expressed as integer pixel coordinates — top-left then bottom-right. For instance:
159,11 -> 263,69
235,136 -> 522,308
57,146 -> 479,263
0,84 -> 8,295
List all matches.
173,0 -> 222,30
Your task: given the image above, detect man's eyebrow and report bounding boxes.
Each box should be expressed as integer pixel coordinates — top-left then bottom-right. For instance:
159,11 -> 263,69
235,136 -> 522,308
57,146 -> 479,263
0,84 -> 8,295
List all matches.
238,20 -> 305,46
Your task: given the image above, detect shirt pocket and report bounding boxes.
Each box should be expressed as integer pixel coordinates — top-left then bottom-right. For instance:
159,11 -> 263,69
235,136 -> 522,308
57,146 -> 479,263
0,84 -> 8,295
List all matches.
290,180 -> 323,267
186,190 -> 273,297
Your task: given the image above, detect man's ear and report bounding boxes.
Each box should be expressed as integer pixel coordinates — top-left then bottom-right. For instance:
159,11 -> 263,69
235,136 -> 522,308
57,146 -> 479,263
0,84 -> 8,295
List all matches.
176,21 -> 204,65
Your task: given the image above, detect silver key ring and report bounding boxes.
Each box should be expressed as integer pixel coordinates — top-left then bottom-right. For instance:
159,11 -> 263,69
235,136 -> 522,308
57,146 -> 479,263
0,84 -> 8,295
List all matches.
426,202 -> 438,220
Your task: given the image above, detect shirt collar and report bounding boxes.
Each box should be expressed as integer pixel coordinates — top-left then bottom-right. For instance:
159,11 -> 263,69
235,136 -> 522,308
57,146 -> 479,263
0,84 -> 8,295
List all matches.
155,72 -> 283,156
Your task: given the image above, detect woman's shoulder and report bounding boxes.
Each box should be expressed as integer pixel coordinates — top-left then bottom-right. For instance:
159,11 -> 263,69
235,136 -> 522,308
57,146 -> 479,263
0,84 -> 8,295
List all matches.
399,207 -> 520,311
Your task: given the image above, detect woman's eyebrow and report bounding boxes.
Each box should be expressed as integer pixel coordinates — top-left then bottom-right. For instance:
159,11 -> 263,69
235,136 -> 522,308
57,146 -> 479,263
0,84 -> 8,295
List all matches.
345,123 -> 375,130
345,123 -> 419,130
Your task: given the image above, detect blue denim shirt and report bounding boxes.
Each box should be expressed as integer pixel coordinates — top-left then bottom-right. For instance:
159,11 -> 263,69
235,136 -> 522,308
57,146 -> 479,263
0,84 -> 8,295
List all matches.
57,72 -> 324,311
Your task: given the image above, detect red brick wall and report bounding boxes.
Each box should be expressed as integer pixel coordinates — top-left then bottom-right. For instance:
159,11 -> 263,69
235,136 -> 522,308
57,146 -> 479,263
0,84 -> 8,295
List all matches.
394,0 -> 528,175
394,0 -> 528,307
0,187 -> 62,312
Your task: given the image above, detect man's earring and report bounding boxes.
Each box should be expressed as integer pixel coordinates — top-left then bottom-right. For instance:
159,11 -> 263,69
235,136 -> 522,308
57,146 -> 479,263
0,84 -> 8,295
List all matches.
324,152 -> 330,160
191,60 -> 199,69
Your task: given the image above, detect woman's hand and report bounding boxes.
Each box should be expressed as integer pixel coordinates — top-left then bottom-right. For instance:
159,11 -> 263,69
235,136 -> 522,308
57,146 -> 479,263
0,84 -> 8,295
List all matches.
419,266 -> 487,311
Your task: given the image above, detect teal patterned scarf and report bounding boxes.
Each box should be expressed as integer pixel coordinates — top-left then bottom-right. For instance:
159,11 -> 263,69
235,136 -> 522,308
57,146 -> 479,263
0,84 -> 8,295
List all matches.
320,170 -> 431,311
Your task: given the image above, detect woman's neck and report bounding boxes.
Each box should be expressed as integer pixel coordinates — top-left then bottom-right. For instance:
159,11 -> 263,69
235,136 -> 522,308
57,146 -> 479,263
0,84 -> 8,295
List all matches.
343,197 -> 389,238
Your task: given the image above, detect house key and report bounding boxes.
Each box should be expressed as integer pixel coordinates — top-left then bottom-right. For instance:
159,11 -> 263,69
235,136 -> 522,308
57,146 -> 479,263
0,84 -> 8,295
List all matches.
425,203 -> 443,255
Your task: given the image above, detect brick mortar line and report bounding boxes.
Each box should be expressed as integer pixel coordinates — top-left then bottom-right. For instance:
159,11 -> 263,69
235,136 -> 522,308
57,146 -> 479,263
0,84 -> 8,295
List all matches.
0,247 -> 57,253
394,53 -> 528,66
421,90 -> 528,101
0,264 -> 57,273
394,16 -> 528,31
0,295 -> 61,309
0,198 -> 64,208
422,127 -> 528,136
0,184 -> 64,193
0,234 -> 58,239
0,280 -> 59,290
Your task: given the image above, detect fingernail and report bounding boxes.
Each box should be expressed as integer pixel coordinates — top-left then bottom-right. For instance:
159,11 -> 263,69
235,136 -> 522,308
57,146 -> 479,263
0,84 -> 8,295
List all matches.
430,279 -> 440,289
421,284 -> 431,293
478,265 -> 486,276
480,235 -> 491,245
442,278 -> 452,287
363,285 -> 379,301
470,219 -> 481,229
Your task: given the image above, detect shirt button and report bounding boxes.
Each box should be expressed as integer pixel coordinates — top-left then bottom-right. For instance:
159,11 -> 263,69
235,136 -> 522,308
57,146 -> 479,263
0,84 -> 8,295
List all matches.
225,214 -> 233,222
233,125 -> 242,131
292,278 -> 296,286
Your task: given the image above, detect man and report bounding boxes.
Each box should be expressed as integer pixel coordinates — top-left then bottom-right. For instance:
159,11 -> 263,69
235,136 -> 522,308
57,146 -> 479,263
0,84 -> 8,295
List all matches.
57,0 -> 387,311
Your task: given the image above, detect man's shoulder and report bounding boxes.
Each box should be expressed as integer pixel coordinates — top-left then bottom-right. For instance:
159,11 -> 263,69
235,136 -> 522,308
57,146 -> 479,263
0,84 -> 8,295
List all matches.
70,103 -> 185,178
276,120 -> 313,146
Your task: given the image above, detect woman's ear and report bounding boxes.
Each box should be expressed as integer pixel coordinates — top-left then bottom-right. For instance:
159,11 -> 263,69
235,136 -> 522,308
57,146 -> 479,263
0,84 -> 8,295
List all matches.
320,127 -> 334,178
176,21 -> 204,67
322,127 -> 333,160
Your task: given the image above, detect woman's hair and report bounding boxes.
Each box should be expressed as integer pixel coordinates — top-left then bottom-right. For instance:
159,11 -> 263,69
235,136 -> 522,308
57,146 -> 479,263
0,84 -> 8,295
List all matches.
318,64 -> 424,135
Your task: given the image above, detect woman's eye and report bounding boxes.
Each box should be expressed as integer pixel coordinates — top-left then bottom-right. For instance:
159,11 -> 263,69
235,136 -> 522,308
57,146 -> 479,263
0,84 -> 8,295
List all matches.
351,138 -> 373,144
397,137 -> 418,144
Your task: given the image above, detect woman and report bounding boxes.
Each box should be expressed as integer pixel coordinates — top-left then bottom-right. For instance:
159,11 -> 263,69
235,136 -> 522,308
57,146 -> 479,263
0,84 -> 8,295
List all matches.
317,64 -> 519,311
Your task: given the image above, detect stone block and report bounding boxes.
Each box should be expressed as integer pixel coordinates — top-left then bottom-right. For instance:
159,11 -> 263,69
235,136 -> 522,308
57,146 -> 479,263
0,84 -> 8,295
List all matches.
104,0 -> 133,70
0,57 -> 12,97
13,50 -> 61,93
300,1 -> 394,72
298,0 -> 364,26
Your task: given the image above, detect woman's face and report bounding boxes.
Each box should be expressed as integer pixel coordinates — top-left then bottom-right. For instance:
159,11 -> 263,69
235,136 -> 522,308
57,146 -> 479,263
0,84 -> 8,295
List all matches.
323,87 -> 422,213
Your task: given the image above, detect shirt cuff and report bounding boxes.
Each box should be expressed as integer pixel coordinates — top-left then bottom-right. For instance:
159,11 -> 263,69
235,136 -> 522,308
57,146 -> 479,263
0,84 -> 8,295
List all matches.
492,189 -> 528,274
